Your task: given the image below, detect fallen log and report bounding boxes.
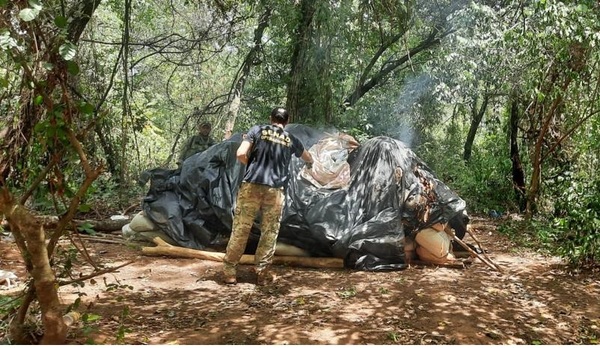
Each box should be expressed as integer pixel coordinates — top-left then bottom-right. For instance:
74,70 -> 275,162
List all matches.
2,216 -> 130,233
142,237 -> 345,269
71,218 -> 130,233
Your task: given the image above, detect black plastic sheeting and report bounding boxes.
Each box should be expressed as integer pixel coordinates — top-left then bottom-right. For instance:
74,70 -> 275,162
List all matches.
140,124 -> 468,271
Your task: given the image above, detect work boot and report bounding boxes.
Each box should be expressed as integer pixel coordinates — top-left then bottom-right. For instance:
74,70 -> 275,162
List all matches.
256,270 -> 275,286
222,263 -> 237,285
222,273 -> 236,285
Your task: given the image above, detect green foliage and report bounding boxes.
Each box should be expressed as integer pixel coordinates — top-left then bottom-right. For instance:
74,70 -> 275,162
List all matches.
336,110 -> 374,144
115,305 -> 131,343
417,120 -> 514,214
497,175 -> 600,267
497,218 -> 555,254
85,172 -> 145,211
549,177 -> 600,267
55,245 -> 81,279
58,42 -> 77,61
387,330 -> 401,343
0,295 -> 22,343
81,312 -> 102,344
0,295 -> 22,316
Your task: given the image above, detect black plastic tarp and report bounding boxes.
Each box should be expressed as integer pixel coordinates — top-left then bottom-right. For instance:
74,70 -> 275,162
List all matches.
140,124 -> 467,271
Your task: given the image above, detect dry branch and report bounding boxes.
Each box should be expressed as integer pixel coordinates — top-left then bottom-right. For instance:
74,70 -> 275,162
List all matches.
74,235 -> 136,245
407,258 -> 472,269
465,226 -> 503,272
452,234 -> 502,273
142,237 -> 345,269
58,260 -> 136,286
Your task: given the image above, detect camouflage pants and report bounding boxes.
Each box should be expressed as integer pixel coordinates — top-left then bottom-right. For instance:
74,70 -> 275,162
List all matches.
223,182 -> 284,276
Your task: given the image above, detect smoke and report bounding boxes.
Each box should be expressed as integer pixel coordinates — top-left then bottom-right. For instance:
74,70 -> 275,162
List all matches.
388,73 -> 435,147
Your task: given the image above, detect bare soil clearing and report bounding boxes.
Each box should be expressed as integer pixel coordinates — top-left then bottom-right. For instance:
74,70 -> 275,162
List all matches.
1,215 -> 599,345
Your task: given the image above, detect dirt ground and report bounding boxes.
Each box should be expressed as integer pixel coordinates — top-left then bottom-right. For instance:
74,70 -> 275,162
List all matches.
1,215 -> 599,345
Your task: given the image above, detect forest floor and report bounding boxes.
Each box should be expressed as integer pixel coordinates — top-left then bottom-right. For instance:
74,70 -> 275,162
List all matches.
1,215 -> 599,345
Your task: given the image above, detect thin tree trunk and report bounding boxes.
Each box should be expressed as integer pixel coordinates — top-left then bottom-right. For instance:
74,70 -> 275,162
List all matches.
223,7 -> 271,139
463,94 -> 488,162
525,43 -> 587,215
95,122 -> 118,174
509,97 -> 526,212
0,1 -> 103,343
286,0 -> 317,123
119,0 -> 131,188
527,76 -> 572,214
1,196 -> 67,344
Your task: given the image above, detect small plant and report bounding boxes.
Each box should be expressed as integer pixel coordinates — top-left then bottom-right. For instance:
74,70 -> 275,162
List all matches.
0,295 -> 22,316
387,331 -> 400,343
0,295 -> 23,342
81,312 -> 102,344
337,286 -> 357,299
115,306 -> 131,343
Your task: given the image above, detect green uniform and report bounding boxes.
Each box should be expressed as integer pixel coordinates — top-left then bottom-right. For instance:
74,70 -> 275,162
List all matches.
179,134 -> 215,163
223,182 -> 284,276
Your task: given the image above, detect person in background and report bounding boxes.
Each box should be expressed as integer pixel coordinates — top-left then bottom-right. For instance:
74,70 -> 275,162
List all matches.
222,107 -> 314,286
178,121 -> 215,166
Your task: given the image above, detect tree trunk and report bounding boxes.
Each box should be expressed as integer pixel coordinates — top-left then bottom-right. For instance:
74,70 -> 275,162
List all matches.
1,196 -> 67,344
525,42 -> 587,215
94,121 -> 119,176
8,287 -> 36,344
509,98 -> 526,212
286,0 -> 317,123
463,94 -> 488,162
119,0 -> 131,188
0,1 -> 104,343
526,76 -> 573,215
223,7 -> 271,139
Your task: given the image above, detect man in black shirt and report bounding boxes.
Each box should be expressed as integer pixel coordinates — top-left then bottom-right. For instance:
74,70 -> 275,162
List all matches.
222,107 -> 314,285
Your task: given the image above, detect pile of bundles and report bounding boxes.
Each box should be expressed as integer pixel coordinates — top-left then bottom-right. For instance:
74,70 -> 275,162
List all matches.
122,211 -> 175,246
127,124 -> 472,271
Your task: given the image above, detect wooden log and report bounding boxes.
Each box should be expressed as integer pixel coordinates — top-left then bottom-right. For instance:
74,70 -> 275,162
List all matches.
142,237 -> 345,269
2,216 -> 130,233
72,218 -> 130,232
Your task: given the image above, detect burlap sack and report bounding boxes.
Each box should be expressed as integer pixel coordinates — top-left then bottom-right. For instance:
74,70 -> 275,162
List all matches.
129,211 -> 157,232
415,227 -> 454,264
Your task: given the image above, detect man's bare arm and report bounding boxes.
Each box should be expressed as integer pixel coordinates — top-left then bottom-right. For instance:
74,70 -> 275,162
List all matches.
301,149 -> 314,168
236,140 -> 252,165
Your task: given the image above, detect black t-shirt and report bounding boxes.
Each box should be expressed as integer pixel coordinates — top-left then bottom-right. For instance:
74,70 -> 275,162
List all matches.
243,124 -> 305,188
